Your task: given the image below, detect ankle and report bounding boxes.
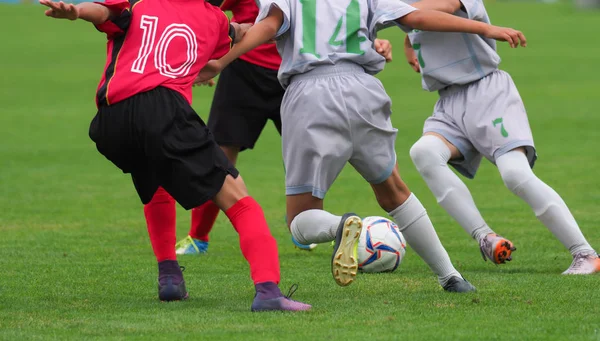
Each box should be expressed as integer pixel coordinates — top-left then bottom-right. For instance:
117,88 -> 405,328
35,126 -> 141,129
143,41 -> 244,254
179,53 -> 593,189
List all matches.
158,260 -> 182,275
255,282 -> 283,300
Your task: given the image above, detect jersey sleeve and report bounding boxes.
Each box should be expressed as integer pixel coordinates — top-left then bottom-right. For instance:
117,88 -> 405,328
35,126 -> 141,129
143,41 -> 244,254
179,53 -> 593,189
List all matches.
368,0 -> 417,34
210,9 -> 234,60
458,0 -> 486,20
255,0 -> 291,38
94,0 -> 131,39
218,0 -> 235,11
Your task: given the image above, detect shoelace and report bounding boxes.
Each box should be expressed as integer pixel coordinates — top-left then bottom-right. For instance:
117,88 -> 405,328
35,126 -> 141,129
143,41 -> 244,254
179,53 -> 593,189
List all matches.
568,253 -> 589,270
285,284 -> 299,299
479,237 -> 492,262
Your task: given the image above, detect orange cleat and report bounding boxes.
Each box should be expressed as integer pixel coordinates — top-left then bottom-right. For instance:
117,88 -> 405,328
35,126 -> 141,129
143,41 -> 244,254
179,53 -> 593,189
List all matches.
479,234 -> 516,264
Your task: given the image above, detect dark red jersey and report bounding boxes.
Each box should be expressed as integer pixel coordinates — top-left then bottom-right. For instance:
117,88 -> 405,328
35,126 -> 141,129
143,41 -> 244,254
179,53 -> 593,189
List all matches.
94,0 -> 232,106
218,0 -> 281,70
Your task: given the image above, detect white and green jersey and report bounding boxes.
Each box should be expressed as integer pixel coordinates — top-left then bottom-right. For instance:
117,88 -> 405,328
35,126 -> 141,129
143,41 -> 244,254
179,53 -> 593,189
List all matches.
256,0 -> 417,88
404,0 -> 500,92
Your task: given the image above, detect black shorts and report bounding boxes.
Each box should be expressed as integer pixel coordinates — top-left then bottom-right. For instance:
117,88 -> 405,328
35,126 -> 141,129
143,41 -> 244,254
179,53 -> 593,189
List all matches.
89,87 -> 239,210
208,58 -> 284,151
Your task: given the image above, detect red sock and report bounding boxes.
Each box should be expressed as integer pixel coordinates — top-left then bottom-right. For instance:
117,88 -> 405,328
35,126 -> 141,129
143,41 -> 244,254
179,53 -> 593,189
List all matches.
225,196 -> 280,284
189,200 -> 220,242
144,187 -> 177,262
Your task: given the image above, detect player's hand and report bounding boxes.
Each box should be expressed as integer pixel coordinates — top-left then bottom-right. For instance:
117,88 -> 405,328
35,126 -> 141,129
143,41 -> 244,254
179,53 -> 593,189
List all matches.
484,26 -> 527,48
195,60 -> 223,85
40,0 -> 79,20
233,23 -> 253,44
374,39 -> 392,63
193,79 -> 215,87
404,36 -> 420,73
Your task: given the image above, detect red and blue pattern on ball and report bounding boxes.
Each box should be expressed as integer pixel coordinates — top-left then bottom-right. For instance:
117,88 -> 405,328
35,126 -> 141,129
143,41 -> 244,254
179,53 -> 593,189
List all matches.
358,219 -> 403,272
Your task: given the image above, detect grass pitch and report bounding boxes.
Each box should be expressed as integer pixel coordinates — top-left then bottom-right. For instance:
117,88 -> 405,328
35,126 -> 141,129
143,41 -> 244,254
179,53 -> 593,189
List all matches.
1,2 -> 599,340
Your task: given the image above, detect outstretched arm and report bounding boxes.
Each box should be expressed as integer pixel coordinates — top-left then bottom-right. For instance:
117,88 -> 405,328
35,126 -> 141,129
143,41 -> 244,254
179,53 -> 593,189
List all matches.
39,0 -> 117,25
398,10 -> 526,48
196,6 -> 283,83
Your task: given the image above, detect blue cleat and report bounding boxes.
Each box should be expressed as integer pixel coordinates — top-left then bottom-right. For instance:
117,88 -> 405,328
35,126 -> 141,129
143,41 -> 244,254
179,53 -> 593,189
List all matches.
292,236 -> 318,251
175,235 -> 208,255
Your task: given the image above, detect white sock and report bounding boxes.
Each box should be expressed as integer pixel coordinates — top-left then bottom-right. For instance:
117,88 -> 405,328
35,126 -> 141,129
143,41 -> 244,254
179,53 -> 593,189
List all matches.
410,135 -> 494,242
290,209 -> 341,244
496,151 -> 595,256
389,193 -> 461,285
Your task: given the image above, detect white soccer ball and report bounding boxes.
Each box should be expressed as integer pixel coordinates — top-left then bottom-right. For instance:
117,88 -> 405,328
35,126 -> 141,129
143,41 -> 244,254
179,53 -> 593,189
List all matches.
358,216 -> 407,273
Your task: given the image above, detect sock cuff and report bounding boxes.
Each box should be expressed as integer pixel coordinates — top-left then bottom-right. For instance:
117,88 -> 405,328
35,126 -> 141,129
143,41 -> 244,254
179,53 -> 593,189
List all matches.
225,196 -> 256,219
388,194 -> 427,231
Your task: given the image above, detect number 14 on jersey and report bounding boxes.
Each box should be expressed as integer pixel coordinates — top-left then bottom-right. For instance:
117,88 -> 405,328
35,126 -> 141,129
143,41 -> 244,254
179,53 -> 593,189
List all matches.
299,0 -> 366,57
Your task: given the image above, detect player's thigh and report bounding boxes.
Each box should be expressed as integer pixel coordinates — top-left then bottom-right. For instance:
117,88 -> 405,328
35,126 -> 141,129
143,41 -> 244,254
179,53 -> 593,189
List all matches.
89,99 -> 142,174
425,93 -> 483,179
281,79 -> 352,200
131,167 -> 160,205
208,59 -> 283,151
286,193 -> 324,228
147,88 -> 239,210
462,70 -> 537,167
346,75 -> 398,185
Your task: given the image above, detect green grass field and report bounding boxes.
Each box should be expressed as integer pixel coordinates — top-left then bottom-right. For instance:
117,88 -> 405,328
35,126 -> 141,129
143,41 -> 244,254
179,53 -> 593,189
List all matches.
1,2 -> 600,340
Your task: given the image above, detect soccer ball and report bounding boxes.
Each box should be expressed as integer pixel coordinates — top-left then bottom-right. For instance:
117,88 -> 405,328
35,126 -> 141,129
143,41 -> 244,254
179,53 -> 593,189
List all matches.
358,216 -> 407,273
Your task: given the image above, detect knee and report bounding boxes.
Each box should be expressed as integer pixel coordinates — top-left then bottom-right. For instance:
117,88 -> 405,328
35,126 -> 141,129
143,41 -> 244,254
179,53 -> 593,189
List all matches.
372,171 -> 411,212
500,166 -> 533,193
149,187 -> 175,204
409,136 -> 448,172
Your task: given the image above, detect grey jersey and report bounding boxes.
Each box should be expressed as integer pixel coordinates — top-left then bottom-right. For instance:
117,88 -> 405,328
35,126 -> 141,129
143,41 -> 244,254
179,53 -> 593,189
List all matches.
256,0 -> 417,88
404,0 -> 500,91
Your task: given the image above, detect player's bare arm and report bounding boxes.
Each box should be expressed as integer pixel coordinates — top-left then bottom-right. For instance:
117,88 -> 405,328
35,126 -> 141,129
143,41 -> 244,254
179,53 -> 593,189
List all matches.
397,10 -> 527,48
403,36 -> 420,73
196,6 -> 283,83
410,0 -> 462,14
231,22 -> 252,44
39,0 -> 118,24
374,39 -> 393,63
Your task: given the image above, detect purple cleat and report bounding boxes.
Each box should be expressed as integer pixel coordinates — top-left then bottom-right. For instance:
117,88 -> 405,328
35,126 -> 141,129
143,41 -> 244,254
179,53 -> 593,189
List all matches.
250,282 -> 311,312
158,260 -> 189,302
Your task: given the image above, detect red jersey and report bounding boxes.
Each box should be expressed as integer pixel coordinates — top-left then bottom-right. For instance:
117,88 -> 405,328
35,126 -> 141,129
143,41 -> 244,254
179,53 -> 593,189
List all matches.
94,0 -> 232,106
219,0 -> 281,70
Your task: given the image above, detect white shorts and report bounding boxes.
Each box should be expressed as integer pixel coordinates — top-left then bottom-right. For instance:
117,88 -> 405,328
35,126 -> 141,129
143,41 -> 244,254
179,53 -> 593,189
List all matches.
282,62 -> 397,199
423,70 -> 537,178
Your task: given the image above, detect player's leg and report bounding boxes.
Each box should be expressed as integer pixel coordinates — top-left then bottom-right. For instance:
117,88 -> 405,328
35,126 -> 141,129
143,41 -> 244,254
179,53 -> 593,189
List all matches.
177,146 -> 240,255
143,186 -> 189,301
142,185 -> 188,300
368,166 -> 474,292
496,148 -> 599,274
466,70 -> 598,273
282,72 -> 360,286
410,129 -> 515,264
155,89 -> 309,311
178,59 -> 279,255
90,90 -> 189,302
345,73 -> 474,292
287,193 -> 362,287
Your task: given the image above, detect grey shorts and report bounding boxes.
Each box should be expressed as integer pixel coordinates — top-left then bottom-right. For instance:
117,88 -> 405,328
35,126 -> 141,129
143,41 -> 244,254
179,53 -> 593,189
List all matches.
281,63 -> 397,199
423,70 -> 537,179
